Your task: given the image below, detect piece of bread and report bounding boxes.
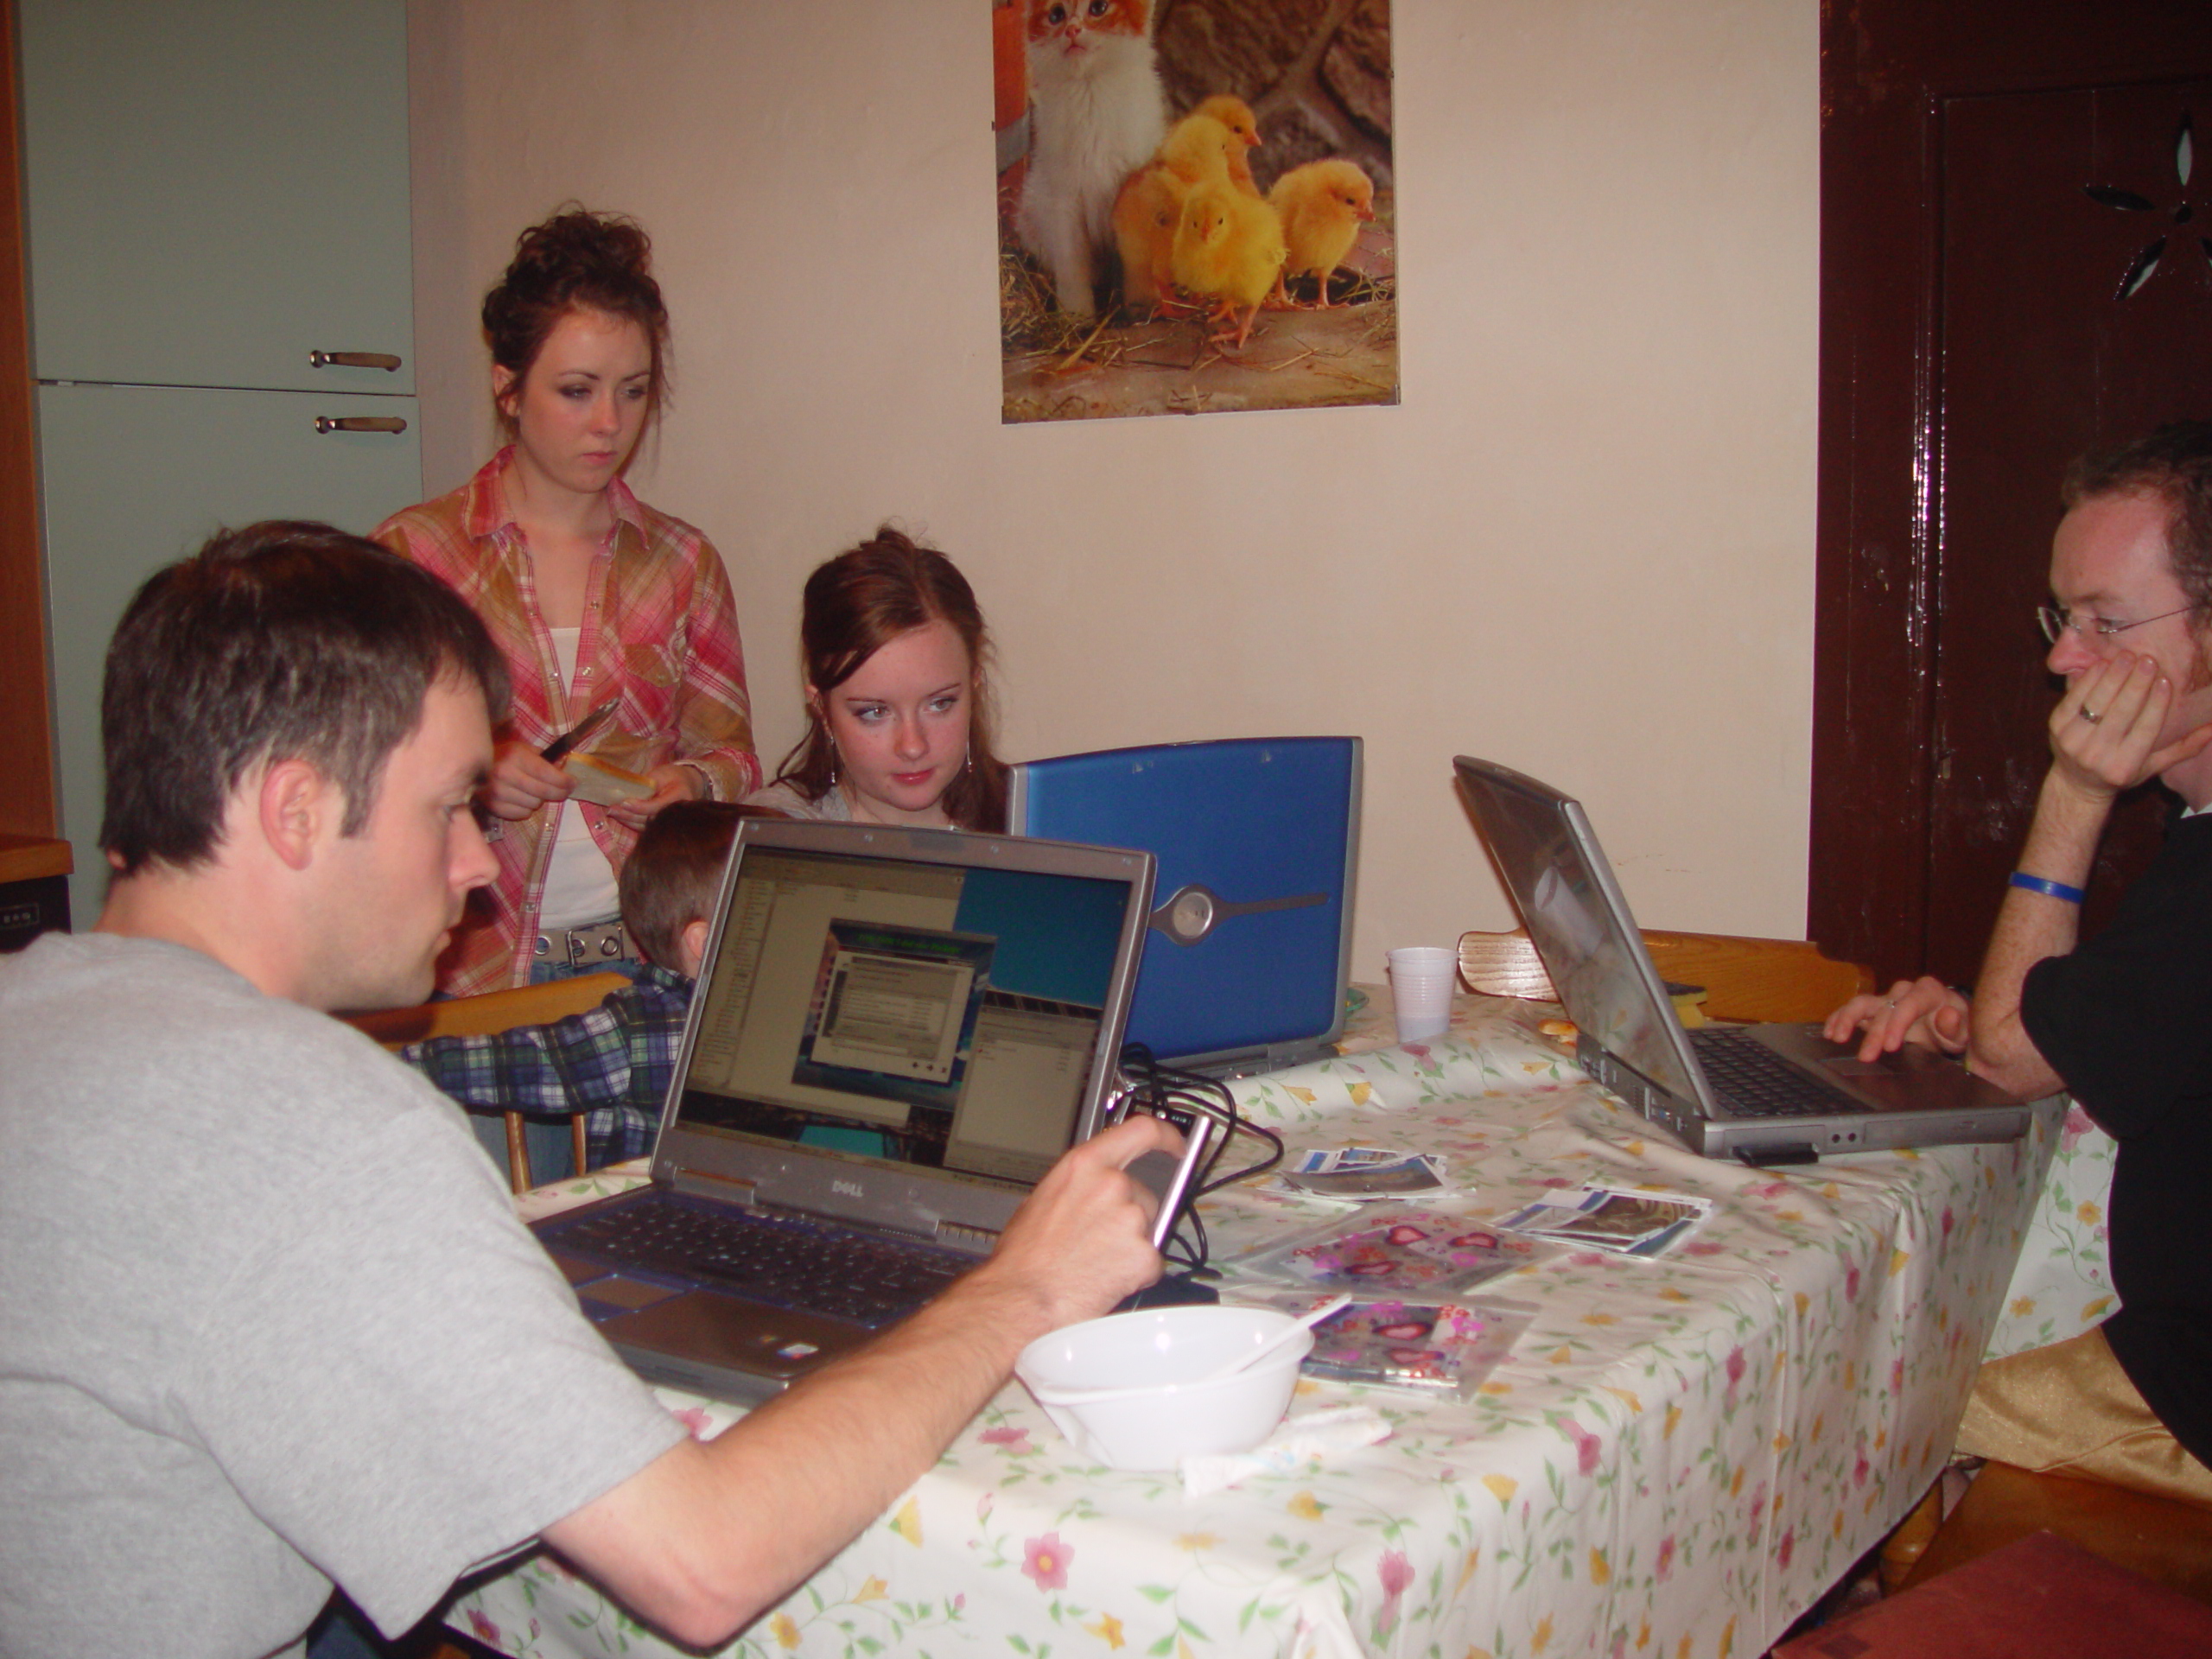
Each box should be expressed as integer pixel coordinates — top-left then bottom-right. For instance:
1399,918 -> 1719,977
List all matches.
564,752 -> 655,806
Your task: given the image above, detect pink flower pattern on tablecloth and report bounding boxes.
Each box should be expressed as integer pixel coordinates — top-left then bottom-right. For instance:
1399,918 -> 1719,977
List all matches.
1560,1417 -> 1602,1477
1021,1531 -> 1071,1592
1376,1548 -> 1415,1634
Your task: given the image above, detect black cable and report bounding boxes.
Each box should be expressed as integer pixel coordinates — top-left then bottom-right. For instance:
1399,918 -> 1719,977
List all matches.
1113,1044 -> 1287,1276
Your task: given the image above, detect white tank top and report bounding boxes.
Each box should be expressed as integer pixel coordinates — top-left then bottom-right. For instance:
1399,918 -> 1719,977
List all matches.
537,626 -> 620,928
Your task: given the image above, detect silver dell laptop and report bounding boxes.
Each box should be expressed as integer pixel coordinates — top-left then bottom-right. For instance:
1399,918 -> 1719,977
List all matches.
1454,756 -> 2033,1164
535,818 -> 1161,1402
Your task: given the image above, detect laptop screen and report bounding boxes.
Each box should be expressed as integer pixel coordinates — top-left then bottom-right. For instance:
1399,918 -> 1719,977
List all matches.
1453,756 -> 1705,1104
674,839 -> 1140,1190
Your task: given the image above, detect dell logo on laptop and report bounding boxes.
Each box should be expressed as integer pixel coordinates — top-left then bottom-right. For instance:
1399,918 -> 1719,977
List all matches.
832,1179 -> 865,1198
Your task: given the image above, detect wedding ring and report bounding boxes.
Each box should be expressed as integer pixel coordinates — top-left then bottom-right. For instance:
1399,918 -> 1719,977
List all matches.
2080,704 -> 2103,723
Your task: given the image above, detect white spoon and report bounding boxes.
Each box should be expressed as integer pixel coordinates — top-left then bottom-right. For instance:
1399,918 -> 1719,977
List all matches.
1028,1295 -> 1354,1407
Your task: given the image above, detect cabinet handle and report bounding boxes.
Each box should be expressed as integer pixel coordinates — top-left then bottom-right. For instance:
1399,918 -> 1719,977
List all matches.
309,350 -> 402,372
315,416 -> 408,435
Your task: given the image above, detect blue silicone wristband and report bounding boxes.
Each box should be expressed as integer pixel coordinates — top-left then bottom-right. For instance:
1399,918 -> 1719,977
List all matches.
2009,871 -> 2086,904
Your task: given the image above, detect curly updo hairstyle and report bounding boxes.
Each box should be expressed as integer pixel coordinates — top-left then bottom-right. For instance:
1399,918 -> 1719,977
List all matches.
480,207 -> 671,440
772,528 -> 1009,833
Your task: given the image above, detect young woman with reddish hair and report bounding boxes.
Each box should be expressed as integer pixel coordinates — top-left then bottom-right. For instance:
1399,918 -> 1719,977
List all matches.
747,528 -> 1008,831
374,208 -> 760,1002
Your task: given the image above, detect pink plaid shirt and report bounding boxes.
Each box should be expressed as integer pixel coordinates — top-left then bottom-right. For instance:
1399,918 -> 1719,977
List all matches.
373,450 -> 761,995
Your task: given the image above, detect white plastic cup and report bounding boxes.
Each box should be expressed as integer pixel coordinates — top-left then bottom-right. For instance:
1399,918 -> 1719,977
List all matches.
1387,946 -> 1459,1042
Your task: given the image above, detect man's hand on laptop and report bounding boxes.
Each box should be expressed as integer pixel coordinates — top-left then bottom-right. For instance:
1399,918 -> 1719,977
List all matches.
1825,976 -> 1970,1064
974,1113 -> 1184,1332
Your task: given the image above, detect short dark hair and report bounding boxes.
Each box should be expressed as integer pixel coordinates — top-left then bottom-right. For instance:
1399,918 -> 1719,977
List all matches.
482,207 -> 671,442
100,522 -> 510,875
616,801 -> 766,971
770,526 -> 1008,832
2063,420 -> 2212,614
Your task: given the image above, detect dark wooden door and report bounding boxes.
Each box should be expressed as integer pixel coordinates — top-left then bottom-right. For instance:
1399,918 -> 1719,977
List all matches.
1925,83 -> 2212,987
1812,4 -> 2212,988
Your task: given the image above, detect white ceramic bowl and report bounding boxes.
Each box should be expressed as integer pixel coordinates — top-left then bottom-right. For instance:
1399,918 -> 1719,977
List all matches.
1014,1305 -> 1312,1471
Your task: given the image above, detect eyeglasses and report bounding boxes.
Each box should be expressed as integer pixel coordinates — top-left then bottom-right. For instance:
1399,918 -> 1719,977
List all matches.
2037,601 -> 2200,646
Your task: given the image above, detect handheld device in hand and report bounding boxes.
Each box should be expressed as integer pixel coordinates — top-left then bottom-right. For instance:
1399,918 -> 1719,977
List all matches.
1107,1095 -> 1221,1250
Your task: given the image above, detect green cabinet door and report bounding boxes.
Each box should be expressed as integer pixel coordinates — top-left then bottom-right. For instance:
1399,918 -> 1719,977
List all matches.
19,0 -> 413,394
39,382 -> 423,923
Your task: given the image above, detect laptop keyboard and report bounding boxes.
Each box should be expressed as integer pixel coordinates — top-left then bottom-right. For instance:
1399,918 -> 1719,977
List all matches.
546,1193 -> 970,1326
1688,1027 -> 1864,1119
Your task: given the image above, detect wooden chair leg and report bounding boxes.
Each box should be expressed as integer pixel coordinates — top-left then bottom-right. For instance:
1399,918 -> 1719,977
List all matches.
1878,1476 -> 1947,1593
572,1113 -> 589,1178
503,1110 -> 530,1195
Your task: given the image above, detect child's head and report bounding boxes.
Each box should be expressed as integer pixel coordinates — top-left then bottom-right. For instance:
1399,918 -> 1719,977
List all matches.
617,800 -> 754,977
770,526 -> 1007,831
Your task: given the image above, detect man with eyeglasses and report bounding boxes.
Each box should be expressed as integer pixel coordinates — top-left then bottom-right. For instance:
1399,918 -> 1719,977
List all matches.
1827,422 -> 2212,1509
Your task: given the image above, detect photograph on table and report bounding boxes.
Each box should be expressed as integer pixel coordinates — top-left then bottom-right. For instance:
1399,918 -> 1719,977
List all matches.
1275,1143 -> 1447,1200
1495,1184 -> 1713,1258
995,0 -> 1397,423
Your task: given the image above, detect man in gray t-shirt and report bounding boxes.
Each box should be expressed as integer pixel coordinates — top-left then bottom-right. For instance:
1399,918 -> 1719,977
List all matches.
0,525 -> 1174,1657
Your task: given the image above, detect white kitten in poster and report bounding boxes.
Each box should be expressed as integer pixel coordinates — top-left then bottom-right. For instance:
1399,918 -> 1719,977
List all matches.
1015,0 -> 1168,316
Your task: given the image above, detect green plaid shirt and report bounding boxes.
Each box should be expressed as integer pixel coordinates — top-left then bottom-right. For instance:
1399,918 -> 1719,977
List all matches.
401,963 -> 691,1169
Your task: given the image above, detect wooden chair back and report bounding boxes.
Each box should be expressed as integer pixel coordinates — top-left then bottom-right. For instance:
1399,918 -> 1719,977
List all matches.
1459,927 -> 1874,1024
340,972 -> 631,1194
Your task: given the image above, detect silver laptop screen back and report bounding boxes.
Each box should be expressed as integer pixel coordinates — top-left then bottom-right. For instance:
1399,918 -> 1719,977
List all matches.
1453,757 -> 1707,1107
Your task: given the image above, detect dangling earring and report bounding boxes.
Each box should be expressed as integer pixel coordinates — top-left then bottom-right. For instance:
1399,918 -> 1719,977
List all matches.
812,705 -> 837,788
964,746 -> 974,777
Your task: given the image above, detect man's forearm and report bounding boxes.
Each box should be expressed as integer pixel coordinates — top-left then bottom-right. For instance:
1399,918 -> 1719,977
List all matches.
541,1115 -> 1177,1647
551,1268 -> 1057,1644
1967,767 -> 2101,1096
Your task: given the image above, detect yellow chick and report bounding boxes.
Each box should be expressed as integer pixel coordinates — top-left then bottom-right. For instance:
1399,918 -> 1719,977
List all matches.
1157,111 -> 1239,191
1267,158 -> 1376,308
1171,178 -> 1286,349
1192,94 -> 1263,196
1111,163 -> 1182,315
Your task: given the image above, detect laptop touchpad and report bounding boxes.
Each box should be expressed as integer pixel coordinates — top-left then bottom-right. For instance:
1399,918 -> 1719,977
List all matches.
603,1289 -> 866,1384
1815,1056 -> 2001,1113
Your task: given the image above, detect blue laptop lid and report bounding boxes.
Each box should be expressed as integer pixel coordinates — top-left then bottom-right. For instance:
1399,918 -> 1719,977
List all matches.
1007,737 -> 1361,1070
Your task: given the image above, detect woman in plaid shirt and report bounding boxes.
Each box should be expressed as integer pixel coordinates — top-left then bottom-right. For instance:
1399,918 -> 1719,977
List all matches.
375,209 -> 760,1015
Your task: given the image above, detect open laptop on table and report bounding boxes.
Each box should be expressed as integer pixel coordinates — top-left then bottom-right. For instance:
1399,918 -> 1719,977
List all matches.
1453,755 -> 2032,1164
1007,736 -> 1361,1075
535,817 -> 1163,1404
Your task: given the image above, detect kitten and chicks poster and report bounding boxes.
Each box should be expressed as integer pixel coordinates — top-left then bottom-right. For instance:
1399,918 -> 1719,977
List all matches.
995,0 -> 1398,423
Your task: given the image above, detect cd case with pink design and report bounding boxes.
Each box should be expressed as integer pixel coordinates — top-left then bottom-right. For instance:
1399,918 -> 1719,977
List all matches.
1232,1207 -> 1545,1298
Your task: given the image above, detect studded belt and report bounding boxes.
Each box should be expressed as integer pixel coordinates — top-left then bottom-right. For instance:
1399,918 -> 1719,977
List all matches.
534,918 -> 634,969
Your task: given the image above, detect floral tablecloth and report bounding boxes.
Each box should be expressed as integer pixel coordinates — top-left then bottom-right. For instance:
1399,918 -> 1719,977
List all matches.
1340,990 -> 2120,1366
453,995 -> 2066,1659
